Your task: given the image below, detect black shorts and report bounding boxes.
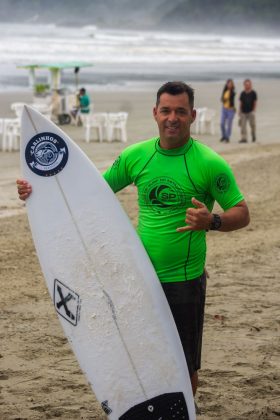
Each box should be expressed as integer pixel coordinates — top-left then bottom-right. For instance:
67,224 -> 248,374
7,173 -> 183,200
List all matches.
161,272 -> 207,377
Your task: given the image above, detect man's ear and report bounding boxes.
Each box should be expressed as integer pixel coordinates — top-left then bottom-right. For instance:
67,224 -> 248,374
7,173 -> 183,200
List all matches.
153,106 -> 157,120
191,109 -> 196,123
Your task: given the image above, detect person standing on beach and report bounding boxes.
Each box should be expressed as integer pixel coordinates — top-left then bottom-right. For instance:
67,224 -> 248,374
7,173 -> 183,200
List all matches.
220,79 -> 236,143
17,81 -> 250,400
239,79 -> 257,143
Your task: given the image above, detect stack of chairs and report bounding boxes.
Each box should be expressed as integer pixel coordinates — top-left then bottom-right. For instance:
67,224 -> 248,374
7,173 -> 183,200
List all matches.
84,112 -> 128,143
84,113 -> 108,143
0,118 -> 20,152
194,108 -> 216,135
107,112 -> 128,143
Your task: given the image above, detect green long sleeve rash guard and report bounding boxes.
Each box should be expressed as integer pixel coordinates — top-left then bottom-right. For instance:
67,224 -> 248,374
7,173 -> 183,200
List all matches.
103,137 -> 244,283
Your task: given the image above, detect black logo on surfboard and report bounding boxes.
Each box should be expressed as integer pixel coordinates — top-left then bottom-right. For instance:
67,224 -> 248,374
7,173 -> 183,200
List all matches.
25,132 -> 68,176
101,400 -> 112,415
54,279 -> 80,326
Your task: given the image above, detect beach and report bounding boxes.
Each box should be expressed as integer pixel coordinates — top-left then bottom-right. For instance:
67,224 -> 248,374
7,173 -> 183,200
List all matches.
1,79 -> 280,419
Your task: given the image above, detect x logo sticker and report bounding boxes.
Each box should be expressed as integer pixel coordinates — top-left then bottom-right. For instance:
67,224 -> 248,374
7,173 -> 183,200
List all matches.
56,285 -> 75,320
54,279 -> 80,326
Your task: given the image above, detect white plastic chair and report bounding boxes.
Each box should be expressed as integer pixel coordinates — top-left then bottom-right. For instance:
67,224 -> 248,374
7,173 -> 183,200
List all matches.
0,118 -> 4,150
11,102 -> 26,118
195,108 -> 216,135
31,103 -> 53,119
84,113 -> 108,142
70,100 -> 94,126
1,118 -> 20,151
107,112 -> 128,142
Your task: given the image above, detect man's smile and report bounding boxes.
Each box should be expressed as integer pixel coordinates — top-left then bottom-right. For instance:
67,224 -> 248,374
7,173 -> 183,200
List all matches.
165,124 -> 180,134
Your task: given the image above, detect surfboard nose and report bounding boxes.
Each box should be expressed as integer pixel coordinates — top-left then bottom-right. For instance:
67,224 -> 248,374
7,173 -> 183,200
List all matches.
21,105 -> 39,138
21,104 -> 38,129
21,104 -> 39,121
21,103 -> 57,140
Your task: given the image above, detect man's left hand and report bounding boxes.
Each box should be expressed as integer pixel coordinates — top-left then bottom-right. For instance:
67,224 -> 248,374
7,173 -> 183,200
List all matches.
177,197 -> 211,232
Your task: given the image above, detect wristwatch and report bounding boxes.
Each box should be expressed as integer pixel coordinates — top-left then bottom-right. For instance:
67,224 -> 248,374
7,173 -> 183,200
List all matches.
210,213 -> 222,230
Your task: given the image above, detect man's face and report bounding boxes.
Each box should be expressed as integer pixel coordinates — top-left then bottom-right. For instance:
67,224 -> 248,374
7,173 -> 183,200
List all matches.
153,92 -> 196,149
244,80 -> 252,91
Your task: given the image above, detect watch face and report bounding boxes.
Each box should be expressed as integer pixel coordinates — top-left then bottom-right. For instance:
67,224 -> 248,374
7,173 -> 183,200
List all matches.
211,214 -> 222,230
214,220 -> 220,229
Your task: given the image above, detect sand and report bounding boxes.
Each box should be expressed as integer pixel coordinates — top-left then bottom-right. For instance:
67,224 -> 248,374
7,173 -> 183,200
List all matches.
0,80 -> 280,419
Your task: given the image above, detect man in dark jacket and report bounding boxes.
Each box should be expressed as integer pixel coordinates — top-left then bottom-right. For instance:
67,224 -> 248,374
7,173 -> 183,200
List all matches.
239,79 -> 257,143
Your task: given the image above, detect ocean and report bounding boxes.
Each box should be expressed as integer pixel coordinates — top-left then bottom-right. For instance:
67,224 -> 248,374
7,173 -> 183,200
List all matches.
0,23 -> 280,91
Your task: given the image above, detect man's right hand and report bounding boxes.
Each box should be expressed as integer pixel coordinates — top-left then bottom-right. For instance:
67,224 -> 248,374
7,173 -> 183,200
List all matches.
16,179 -> 32,201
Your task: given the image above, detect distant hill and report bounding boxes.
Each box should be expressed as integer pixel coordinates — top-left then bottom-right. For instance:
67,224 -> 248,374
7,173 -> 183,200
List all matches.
1,0 -> 280,33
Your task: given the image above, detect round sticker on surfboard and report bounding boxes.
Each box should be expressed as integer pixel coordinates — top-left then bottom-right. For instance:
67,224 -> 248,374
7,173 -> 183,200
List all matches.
25,132 -> 68,177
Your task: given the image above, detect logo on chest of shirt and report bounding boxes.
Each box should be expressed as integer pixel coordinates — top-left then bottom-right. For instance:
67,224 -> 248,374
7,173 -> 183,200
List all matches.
143,177 -> 187,213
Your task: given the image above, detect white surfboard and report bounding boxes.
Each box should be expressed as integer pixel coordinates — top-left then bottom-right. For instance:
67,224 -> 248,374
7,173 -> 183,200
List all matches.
20,105 -> 196,420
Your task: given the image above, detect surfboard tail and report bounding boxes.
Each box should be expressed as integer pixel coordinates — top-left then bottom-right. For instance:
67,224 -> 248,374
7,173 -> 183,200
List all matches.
119,392 -> 190,419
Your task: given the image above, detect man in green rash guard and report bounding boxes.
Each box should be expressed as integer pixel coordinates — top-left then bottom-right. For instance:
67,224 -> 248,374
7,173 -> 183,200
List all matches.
103,81 -> 250,397
17,81 -> 250,401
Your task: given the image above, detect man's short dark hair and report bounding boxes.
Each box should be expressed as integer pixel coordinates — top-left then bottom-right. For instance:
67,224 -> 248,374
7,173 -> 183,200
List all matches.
156,81 -> 194,108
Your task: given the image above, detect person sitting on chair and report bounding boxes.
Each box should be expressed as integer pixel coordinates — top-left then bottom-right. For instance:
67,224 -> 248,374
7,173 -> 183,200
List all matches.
71,87 -> 91,125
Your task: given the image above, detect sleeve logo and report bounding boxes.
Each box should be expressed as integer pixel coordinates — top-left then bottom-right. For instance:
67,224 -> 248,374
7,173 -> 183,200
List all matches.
215,173 -> 231,193
112,155 -> 121,169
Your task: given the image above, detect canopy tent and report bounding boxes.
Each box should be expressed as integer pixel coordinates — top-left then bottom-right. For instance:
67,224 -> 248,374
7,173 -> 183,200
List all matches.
18,62 -> 93,92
